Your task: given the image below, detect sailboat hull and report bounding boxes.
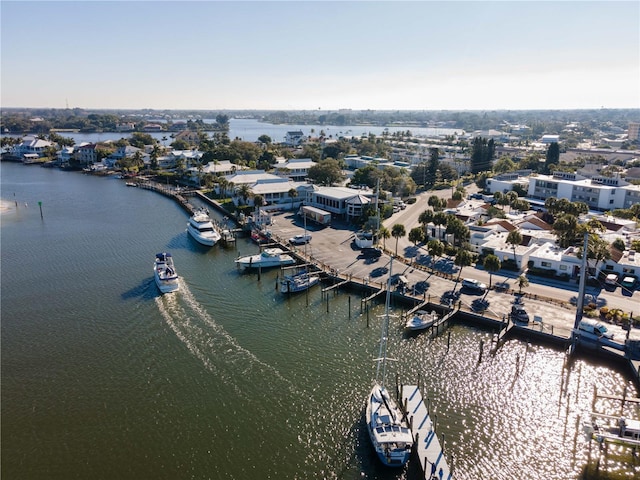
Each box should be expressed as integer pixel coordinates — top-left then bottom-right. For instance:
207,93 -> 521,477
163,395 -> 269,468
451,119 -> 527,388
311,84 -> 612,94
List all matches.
366,384 -> 413,467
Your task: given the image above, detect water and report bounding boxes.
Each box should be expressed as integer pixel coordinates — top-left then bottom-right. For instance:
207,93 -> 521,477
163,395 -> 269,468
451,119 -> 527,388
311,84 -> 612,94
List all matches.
3,118 -> 461,145
2,162 -> 638,479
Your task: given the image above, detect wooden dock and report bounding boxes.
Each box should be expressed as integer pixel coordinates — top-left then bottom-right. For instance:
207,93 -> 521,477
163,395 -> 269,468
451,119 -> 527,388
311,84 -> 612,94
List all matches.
401,384 -> 453,480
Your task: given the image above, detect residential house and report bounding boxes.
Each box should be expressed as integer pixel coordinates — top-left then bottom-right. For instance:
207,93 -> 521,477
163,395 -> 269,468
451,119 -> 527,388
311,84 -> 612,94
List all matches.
275,158 -> 315,181
284,130 -> 307,146
12,136 -> 54,159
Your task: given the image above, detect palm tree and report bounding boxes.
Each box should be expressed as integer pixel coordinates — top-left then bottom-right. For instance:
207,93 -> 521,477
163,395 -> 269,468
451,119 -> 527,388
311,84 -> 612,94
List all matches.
391,223 -> 406,257
378,226 -> 390,250
288,188 -> 298,211
237,184 -> 252,205
454,248 -> 473,280
506,230 -> 523,270
427,239 -> 444,271
517,275 -> 529,295
483,254 -> 501,288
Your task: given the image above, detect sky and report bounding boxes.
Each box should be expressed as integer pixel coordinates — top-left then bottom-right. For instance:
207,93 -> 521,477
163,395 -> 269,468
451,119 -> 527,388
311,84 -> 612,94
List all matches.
1,0 -> 639,111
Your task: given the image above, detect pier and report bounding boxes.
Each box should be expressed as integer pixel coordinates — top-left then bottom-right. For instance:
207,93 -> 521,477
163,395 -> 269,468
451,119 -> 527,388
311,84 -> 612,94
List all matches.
401,384 -> 453,480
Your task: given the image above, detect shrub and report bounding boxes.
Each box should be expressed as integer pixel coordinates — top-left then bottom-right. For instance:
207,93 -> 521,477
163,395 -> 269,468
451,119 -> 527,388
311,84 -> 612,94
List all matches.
600,306 -> 609,316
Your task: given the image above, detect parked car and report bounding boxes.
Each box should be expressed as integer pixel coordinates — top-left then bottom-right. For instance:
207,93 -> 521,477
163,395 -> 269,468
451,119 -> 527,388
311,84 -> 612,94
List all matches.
360,247 -> 382,259
510,305 -> 530,323
577,319 -> 613,339
289,233 -> 312,245
621,275 -> 637,291
461,278 -> 487,292
604,273 -> 618,286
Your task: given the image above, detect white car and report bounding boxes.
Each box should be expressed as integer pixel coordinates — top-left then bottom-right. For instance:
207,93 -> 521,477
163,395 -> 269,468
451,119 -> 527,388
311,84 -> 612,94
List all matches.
289,233 -> 312,245
461,278 -> 487,292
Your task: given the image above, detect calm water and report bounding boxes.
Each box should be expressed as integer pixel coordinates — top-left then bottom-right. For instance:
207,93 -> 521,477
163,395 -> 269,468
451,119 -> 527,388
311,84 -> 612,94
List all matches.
6,118 -> 461,145
1,162 -> 638,480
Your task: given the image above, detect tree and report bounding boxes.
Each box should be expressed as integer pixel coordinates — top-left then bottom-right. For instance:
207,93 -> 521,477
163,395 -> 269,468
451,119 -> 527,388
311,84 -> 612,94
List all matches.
483,254 -> 501,288
427,239 -> 444,271
454,248 -> 474,280
253,195 -> 265,208
237,184 -> 252,205
378,226 -> 390,250
446,216 -> 469,247
391,223 -> 406,256
288,188 -> 298,211
307,158 -> 345,186
258,134 -> 272,145
517,275 -> 529,295
408,226 -> 425,246
493,155 -> 516,174
428,195 -> 446,211
545,142 -> 560,173
552,213 -> 579,248
506,230 -> 523,270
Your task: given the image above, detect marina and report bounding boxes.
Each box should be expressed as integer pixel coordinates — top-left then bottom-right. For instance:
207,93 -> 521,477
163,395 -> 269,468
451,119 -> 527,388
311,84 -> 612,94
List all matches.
2,161 -> 640,479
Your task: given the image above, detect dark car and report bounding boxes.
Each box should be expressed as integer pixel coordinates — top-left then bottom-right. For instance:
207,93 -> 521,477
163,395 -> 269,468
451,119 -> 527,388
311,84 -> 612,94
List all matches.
361,247 -> 382,258
510,305 -> 529,323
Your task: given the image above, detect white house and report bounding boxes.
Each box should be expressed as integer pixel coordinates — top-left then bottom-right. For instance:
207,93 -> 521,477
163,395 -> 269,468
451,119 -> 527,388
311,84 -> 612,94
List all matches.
12,136 -> 54,159
284,131 -> 307,146
275,158 -> 316,180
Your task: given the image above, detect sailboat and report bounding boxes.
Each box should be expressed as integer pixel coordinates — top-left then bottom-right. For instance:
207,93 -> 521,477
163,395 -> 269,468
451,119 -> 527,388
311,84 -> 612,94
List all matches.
365,258 -> 414,466
280,214 -> 319,293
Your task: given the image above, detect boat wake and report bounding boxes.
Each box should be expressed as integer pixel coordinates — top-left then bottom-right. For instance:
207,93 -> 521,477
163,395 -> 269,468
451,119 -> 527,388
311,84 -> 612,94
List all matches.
154,278 -> 295,398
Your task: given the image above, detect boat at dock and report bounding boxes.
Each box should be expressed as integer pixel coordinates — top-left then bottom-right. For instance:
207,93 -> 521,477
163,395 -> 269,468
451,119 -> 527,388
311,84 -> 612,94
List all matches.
405,310 -> 439,331
366,258 -> 413,467
154,252 -> 179,293
279,269 -> 320,293
235,248 -> 295,269
187,208 -> 221,246
583,413 -> 640,446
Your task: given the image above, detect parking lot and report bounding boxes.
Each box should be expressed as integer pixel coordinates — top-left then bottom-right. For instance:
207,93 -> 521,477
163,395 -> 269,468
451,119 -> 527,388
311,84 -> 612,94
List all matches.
264,210 -> 639,342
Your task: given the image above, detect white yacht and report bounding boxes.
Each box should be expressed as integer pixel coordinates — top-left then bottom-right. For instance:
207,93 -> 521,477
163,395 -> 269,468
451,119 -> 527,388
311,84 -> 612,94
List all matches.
235,248 -> 295,269
187,208 -> 221,246
154,252 -> 179,293
366,258 -> 413,466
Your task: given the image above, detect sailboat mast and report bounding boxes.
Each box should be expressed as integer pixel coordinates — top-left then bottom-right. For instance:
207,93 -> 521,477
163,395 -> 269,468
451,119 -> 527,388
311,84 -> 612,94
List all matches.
375,257 -> 393,387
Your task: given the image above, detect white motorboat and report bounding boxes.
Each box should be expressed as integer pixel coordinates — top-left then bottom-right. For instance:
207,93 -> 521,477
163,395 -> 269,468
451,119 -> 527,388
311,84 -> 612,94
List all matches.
235,248 -> 295,269
280,270 -> 320,293
366,258 -> 413,466
405,310 -> 439,331
187,208 -> 221,246
154,252 -> 179,293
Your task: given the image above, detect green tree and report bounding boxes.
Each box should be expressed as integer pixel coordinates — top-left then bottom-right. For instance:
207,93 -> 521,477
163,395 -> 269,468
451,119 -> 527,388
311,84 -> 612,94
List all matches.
517,275 -> 529,295
483,254 -> 501,288
258,134 -> 272,145
454,248 -> 474,280
506,230 -> 523,270
378,226 -> 390,250
391,223 -> 406,256
493,155 -> 516,174
545,142 -> 560,173
427,239 -> 444,271
288,188 -> 298,211
408,226 -> 425,246
307,158 -> 345,186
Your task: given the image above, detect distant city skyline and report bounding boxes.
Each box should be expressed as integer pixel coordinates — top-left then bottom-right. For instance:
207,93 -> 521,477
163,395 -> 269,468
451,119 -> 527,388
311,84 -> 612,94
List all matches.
1,1 -> 639,111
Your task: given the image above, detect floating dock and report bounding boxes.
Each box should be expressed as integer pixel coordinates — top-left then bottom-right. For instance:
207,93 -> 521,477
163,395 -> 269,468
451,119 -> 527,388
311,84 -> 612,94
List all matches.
401,384 -> 453,480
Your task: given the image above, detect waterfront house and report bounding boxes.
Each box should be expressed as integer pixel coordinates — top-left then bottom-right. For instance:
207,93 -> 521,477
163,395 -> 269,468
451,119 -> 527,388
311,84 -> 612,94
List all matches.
12,136 -> 54,159
284,131 -> 307,146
